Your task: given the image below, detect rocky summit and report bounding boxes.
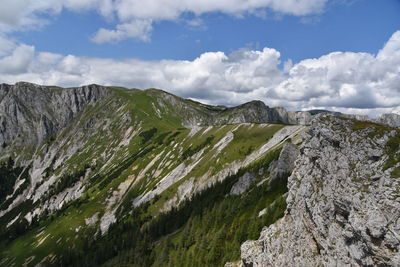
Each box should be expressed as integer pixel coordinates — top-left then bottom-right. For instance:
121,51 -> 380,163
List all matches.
0,82 -> 399,266
240,115 -> 400,266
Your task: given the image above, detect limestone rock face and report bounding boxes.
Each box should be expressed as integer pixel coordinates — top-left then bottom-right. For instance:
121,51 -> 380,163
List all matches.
268,142 -> 299,182
342,113 -> 372,122
0,82 -> 111,148
230,172 -> 256,195
240,115 -> 400,266
272,106 -> 313,125
143,90 -> 314,127
211,101 -> 312,126
379,113 -> 400,129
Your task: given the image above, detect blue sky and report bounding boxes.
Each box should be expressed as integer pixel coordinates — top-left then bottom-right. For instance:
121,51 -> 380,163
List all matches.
0,0 -> 399,116
13,0 -> 400,62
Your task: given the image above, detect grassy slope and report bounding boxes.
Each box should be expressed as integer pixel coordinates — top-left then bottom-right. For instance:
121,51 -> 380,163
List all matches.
0,87 -> 291,266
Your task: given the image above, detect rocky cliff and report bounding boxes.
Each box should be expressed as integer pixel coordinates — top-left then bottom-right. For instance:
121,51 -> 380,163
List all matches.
142,89 -> 313,127
240,115 -> 400,266
379,113 -> 400,129
209,101 -> 312,126
0,82 -> 111,149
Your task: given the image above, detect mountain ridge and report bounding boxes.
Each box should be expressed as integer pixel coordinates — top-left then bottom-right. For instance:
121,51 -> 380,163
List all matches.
0,82 -> 399,266
0,82 -> 310,154
0,82 -> 303,265
238,114 -> 400,266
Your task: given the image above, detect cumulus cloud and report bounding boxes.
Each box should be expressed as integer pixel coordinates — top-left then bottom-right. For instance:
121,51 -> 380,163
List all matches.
0,0 -> 328,42
271,31 -> 400,112
0,0 -> 31,27
0,35 -> 17,56
0,44 -> 34,74
0,0 -> 97,33
0,46 -> 284,104
0,31 -> 399,117
91,20 -> 153,43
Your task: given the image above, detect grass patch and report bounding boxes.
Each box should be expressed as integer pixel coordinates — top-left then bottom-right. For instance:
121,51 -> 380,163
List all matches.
383,132 -> 400,176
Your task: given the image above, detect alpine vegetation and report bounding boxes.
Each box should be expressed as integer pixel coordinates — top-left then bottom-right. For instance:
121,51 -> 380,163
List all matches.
0,83 -> 399,266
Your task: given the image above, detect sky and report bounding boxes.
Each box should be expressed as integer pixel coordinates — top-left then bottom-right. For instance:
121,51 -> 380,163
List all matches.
0,0 -> 399,116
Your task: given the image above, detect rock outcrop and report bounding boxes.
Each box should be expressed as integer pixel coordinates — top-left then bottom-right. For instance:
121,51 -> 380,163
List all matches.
0,82 -> 111,148
211,101 -> 312,126
268,142 -> 299,182
148,90 -> 313,127
379,113 -> 400,129
230,172 -> 256,195
240,115 -> 400,266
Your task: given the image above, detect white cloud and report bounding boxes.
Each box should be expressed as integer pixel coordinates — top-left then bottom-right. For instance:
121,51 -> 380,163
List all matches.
91,19 -> 153,43
0,35 -> 17,56
114,0 -> 327,21
0,0 -> 31,27
100,0 -> 327,42
0,0 -> 62,32
271,31 -> 400,112
0,44 -> 34,74
0,0 -> 328,42
186,17 -> 206,28
377,31 -> 400,61
0,31 -> 399,117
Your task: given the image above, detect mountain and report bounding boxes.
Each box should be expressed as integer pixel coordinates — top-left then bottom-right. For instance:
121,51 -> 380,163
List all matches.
0,82 -> 399,266
238,115 -> 400,266
0,82 -> 305,266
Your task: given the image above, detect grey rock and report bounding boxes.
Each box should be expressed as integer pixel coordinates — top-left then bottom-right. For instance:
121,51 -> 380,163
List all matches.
0,82 -> 111,149
149,90 -> 313,127
342,113 -> 372,122
378,113 -> 400,129
240,114 -> 400,266
268,142 -> 299,182
211,101 -> 313,126
230,172 -> 256,195
340,113 -> 400,129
